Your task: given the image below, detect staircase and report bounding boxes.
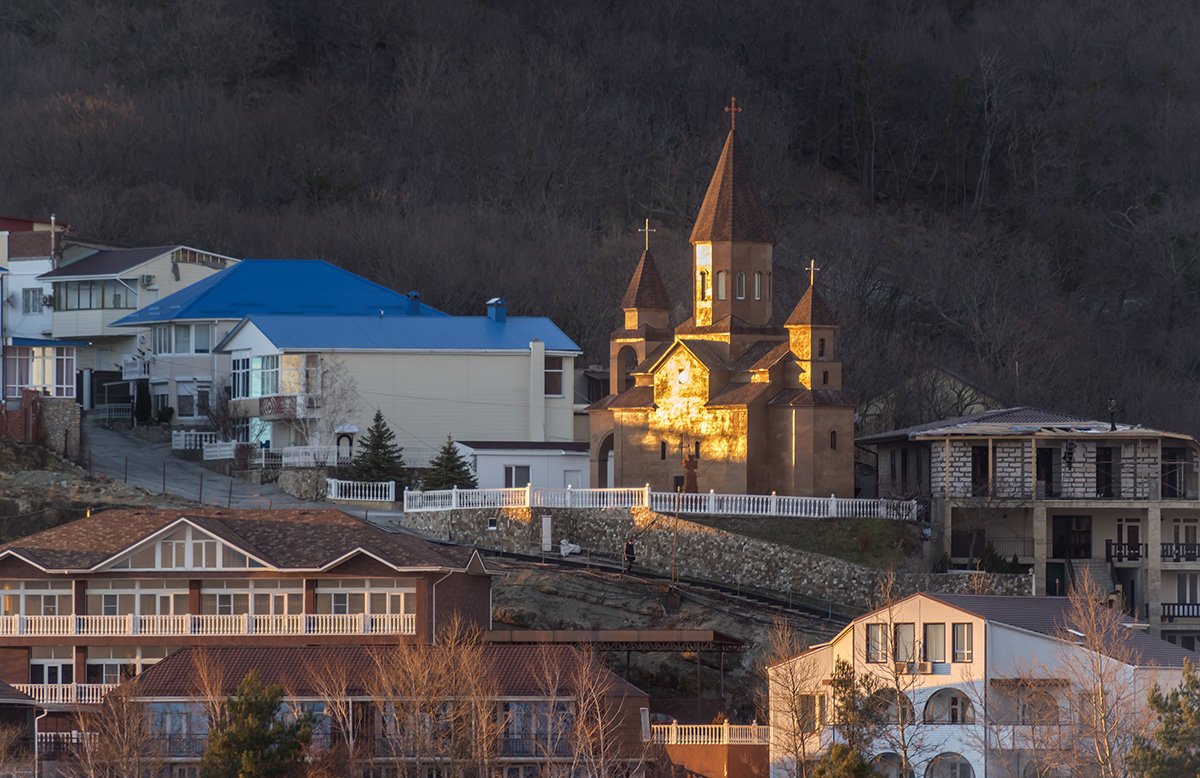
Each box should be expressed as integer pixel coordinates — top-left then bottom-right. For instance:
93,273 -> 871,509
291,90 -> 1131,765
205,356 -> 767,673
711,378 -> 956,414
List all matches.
1069,558 -> 1116,597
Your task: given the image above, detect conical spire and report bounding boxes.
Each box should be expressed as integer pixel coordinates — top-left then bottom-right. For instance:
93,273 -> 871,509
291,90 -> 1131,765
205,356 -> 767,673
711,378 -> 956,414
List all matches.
786,285 -> 835,327
689,130 -> 775,244
621,249 -> 671,310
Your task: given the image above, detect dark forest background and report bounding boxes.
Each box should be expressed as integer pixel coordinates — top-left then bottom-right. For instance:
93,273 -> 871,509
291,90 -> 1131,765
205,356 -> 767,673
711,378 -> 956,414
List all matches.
3,0 -> 1200,433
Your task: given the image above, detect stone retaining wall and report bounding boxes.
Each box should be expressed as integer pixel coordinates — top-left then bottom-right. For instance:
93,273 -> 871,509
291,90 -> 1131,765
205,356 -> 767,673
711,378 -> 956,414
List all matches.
40,398 -> 80,462
400,507 -> 1031,609
277,468 -> 331,501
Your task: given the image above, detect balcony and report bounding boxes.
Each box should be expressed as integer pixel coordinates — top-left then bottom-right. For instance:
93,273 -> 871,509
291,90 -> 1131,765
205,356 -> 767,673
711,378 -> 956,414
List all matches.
650,723 -> 771,745
0,613 -> 416,638
1162,603 -> 1200,619
121,354 -> 150,380
259,394 -> 319,420
1107,541 -> 1146,563
1162,543 -> 1200,562
13,683 -> 115,705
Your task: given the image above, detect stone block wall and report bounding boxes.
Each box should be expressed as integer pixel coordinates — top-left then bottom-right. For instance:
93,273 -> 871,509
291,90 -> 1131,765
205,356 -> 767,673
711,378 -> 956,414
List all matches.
277,468 -> 331,501
993,441 -> 1029,497
40,398 -> 80,462
401,507 -> 1031,610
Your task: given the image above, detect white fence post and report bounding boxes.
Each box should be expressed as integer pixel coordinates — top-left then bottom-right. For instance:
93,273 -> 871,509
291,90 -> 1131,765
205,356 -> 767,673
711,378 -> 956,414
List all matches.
643,484 -> 651,507
451,485 -> 459,509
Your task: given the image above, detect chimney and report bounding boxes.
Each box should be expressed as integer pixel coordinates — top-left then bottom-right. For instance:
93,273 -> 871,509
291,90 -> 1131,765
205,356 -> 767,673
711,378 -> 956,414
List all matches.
407,291 -> 421,316
487,297 -> 506,323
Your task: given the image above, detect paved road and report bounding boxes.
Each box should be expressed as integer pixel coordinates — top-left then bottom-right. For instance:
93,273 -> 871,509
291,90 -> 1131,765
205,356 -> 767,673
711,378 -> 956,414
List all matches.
82,420 -> 318,509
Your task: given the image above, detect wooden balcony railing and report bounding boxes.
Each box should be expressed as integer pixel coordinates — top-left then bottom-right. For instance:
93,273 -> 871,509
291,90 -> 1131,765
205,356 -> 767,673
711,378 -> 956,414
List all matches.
1162,543 -> 1200,562
0,612 -> 415,637
1162,603 -> 1200,619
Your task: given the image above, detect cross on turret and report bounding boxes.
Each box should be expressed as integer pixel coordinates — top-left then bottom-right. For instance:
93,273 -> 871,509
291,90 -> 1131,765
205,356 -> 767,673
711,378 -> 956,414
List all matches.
724,97 -> 742,131
638,218 -> 656,251
807,259 -> 820,288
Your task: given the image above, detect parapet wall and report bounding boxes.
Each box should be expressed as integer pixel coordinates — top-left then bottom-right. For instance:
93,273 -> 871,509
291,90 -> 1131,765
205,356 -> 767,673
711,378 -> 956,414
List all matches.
400,507 -> 1031,609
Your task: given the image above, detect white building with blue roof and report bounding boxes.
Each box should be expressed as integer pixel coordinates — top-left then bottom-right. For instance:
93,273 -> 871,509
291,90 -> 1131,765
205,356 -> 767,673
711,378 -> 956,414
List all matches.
215,297 -> 582,469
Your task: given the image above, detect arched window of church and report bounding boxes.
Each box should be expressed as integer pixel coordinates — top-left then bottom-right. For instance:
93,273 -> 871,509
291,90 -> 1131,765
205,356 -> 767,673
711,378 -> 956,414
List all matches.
823,370 -> 829,385
699,271 -> 708,301
830,430 -> 837,449
716,271 -> 727,300
620,346 -> 637,392
818,338 -> 826,358
694,441 -> 701,459
754,272 -> 762,300
735,272 -> 745,299
660,441 -> 667,460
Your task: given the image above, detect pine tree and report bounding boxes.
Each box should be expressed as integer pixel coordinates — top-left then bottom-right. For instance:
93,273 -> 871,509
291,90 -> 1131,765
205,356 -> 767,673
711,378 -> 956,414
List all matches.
350,409 -> 407,485
200,670 -> 312,778
422,436 -> 478,490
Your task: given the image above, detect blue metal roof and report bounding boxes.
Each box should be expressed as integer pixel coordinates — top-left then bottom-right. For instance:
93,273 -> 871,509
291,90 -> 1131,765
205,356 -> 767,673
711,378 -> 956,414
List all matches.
112,260 -> 446,325
12,337 -> 89,347
224,314 -> 581,353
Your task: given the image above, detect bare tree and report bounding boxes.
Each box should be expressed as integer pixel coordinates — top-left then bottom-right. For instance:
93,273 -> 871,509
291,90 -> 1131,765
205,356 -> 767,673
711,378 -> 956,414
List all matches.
0,722 -> 32,775
304,657 -> 367,776
278,355 -> 359,449
763,618 -> 826,778
64,683 -> 166,778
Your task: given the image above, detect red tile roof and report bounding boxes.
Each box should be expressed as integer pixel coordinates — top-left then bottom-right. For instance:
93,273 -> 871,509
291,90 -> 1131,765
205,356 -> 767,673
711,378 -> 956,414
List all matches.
621,249 -> 671,311
131,644 -> 647,699
0,509 -> 482,572
785,286 -> 836,327
689,130 -> 775,244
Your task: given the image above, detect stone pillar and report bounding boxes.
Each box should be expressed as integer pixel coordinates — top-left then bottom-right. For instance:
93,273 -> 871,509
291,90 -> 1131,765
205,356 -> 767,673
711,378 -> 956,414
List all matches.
1032,504 -> 1048,596
1147,505 -> 1162,629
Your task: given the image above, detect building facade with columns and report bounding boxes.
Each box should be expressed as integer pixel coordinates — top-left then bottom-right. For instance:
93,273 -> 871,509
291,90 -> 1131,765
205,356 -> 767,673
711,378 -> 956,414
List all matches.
588,125 -> 854,497
859,406 -> 1200,645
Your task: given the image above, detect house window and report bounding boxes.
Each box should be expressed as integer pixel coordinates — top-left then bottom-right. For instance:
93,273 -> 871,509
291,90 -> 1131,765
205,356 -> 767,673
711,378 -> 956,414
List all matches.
331,592 -> 349,615
1096,446 -> 1121,498
866,623 -> 887,663
215,593 -> 234,615
924,623 -> 946,663
953,623 -> 973,662
797,694 -> 826,733
193,325 -> 211,354
544,356 -> 564,396
716,271 -> 727,300
174,325 -> 190,354
971,446 -> 990,496
232,357 -> 250,399
735,272 -> 745,299
893,623 -> 915,663
3,346 -> 75,398
22,289 -> 42,314
154,326 -> 172,355
102,594 -> 119,617
504,465 -> 531,488
754,271 -> 762,300
251,356 -> 280,397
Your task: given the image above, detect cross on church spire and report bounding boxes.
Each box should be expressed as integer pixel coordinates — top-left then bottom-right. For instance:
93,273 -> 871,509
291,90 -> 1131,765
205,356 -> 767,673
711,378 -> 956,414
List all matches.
807,259 -> 820,288
638,218 -> 656,251
724,97 -> 742,131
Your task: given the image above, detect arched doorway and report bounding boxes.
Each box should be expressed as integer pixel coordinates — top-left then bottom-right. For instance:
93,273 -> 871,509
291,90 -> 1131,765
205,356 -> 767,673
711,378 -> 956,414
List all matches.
595,433 -> 614,488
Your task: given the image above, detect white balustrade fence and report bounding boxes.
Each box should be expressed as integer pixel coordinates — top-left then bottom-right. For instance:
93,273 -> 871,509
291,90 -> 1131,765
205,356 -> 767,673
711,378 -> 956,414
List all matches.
93,404 -> 132,424
0,613 -> 416,637
203,440 -> 237,461
173,430 -> 221,450
403,485 -> 920,521
327,479 -> 396,502
650,723 -> 770,745
14,683 -> 116,705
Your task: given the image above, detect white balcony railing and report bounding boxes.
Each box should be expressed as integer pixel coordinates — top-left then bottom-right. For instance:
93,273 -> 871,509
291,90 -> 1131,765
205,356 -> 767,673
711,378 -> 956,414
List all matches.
650,723 -> 770,745
327,478 -> 396,502
93,403 -> 132,424
0,613 -> 416,637
173,430 -> 221,450
14,683 -> 116,705
403,486 -> 921,521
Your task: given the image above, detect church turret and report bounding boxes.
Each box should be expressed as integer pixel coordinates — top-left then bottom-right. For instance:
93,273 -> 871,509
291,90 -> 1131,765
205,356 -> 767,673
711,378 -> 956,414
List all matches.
785,274 -> 842,391
609,225 -> 673,395
689,102 -> 775,329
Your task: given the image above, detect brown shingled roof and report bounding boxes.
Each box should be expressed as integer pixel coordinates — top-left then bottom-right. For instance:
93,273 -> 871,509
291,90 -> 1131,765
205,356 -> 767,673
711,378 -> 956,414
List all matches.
689,130 -> 775,245
605,385 -> 656,409
0,509 -> 481,572
785,286 -> 836,327
621,249 -> 671,310
132,644 -> 647,699
768,388 -> 856,407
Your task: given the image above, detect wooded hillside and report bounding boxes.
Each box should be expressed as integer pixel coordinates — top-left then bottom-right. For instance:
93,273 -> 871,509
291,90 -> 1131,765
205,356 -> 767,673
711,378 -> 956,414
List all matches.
3,0 -> 1200,432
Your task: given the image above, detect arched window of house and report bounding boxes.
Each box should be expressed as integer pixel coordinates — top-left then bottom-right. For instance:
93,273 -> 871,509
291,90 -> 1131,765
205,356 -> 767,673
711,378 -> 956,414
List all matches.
699,271 -> 708,301
754,271 -> 762,300
830,430 -> 837,450
735,272 -> 745,299
716,271 -> 727,300
818,338 -> 826,358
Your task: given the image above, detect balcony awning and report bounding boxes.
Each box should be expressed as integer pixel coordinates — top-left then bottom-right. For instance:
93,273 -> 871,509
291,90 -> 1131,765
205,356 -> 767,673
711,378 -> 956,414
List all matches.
11,337 -> 90,347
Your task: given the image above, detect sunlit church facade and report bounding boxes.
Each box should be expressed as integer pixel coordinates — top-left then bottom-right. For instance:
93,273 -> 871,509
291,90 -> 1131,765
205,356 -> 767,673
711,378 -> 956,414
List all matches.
588,124 -> 854,497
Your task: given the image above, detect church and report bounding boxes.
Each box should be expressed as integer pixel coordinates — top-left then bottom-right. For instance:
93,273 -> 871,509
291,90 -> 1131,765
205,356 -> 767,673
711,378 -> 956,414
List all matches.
588,118 -> 855,497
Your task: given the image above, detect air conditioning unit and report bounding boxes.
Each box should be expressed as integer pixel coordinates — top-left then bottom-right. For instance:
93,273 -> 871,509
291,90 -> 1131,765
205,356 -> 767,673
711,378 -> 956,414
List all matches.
917,661 -> 934,675
139,274 -> 155,287
41,294 -> 54,308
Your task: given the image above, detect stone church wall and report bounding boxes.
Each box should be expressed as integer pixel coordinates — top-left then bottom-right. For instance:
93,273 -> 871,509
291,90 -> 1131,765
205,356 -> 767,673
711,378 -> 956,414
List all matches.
401,506 -> 1030,611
